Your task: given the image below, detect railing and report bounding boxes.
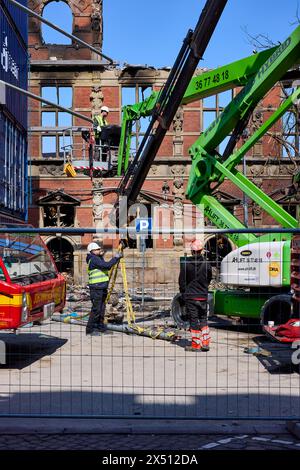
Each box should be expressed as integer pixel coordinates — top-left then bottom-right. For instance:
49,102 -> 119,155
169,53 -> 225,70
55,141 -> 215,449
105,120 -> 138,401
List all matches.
0,226 -> 299,419
29,125 -> 139,175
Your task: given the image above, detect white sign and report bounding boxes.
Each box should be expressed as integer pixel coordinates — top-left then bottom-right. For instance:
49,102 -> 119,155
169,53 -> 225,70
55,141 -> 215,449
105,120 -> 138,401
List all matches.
1,36 -> 19,81
220,241 -> 285,287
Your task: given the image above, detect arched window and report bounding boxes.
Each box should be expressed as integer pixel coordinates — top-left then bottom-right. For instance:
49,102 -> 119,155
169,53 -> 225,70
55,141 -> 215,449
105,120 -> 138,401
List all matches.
42,1 -> 73,45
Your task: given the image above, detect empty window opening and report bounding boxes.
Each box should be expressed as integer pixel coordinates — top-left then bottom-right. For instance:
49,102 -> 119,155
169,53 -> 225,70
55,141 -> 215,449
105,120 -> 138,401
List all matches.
282,110 -> 299,158
126,202 -> 153,249
41,85 -> 73,158
282,204 -> 298,220
205,235 -> 232,267
202,90 -> 234,154
43,204 -> 75,227
47,238 -> 74,275
42,136 -> 56,158
121,85 -> 152,156
42,1 -> 73,45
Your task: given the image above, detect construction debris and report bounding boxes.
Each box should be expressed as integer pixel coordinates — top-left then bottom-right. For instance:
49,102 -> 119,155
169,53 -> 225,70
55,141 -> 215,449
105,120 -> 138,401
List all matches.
51,313 -> 178,342
244,346 -> 272,357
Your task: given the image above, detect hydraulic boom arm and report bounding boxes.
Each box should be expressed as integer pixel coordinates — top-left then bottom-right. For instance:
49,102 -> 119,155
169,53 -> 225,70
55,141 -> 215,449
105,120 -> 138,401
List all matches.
116,0 -> 228,209
115,2 -> 300,249
117,47 -> 277,175
185,25 -> 300,246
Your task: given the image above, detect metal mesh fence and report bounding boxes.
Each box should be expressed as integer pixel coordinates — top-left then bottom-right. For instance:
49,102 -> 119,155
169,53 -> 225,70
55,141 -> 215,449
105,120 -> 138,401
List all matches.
0,227 -> 299,419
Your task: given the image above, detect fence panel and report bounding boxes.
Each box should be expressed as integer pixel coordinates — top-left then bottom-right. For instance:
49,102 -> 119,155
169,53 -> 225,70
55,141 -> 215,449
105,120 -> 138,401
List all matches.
0,227 -> 299,419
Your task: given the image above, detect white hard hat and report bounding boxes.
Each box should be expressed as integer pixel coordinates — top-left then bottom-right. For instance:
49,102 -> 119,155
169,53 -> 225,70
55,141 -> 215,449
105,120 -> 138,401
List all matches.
87,242 -> 102,252
100,106 -> 109,113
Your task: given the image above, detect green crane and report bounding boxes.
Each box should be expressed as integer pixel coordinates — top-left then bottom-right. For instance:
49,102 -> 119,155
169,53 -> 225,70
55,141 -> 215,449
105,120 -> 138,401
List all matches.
115,1 -> 300,333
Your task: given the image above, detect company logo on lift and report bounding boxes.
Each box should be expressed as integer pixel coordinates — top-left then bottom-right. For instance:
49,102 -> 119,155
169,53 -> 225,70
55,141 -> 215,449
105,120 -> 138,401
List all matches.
240,250 -> 252,256
268,262 -> 280,277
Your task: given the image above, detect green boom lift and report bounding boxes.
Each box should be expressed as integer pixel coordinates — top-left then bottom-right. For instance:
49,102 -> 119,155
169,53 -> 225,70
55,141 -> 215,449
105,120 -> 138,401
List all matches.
115,0 -> 300,339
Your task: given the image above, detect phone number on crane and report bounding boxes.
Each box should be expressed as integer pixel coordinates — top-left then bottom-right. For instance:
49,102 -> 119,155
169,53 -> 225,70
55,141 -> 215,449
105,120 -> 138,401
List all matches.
195,69 -> 229,90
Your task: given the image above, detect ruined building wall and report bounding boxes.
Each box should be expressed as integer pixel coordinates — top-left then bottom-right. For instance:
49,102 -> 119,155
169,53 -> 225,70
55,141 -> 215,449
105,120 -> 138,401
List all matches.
27,1 -> 298,287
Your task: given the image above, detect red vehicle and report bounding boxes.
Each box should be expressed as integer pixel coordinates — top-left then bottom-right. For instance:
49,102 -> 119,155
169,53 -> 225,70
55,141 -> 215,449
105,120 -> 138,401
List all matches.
0,229 -> 66,330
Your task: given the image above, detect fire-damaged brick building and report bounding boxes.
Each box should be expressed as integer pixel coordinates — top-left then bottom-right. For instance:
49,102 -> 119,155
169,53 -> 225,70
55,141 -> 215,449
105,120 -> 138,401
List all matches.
27,0 -> 300,286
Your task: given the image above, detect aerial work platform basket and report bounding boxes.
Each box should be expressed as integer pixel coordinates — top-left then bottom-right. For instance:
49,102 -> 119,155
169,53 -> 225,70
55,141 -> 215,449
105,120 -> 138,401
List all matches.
62,125 -> 121,177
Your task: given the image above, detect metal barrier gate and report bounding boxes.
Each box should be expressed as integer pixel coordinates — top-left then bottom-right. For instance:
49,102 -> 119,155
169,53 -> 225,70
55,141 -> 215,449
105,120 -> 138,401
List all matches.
0,227 -> 299,420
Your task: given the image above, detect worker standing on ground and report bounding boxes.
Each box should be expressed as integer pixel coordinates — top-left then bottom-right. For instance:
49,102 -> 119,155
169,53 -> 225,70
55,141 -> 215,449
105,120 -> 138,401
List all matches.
179,240 -> 212,352
86,242 -> 123,336
93,106 -> 109,161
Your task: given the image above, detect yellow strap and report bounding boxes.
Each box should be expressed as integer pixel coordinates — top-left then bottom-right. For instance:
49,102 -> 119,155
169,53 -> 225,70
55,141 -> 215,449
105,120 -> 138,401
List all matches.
106,261 -> 119,303
105,242 -> 175,339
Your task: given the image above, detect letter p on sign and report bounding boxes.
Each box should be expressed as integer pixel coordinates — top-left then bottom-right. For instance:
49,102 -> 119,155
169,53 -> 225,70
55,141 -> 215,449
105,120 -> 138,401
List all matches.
136,218 -> 152,234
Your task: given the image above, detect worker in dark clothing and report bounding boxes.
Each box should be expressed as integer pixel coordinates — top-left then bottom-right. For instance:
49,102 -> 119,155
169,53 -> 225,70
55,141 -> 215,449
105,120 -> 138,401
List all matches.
86,241 -> 123,336
179,239 -> 212,352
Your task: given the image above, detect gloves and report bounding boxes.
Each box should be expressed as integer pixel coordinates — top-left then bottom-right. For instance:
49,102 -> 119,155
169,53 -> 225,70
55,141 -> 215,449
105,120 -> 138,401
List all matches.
97,126 -> 101,132
115,252 -> 124,259
119,239 -> 128,249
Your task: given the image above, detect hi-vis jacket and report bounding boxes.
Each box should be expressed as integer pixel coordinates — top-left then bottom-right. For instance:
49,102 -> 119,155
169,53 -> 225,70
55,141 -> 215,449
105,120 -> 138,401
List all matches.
93,114 -> 108,139
86,252 -> 119,288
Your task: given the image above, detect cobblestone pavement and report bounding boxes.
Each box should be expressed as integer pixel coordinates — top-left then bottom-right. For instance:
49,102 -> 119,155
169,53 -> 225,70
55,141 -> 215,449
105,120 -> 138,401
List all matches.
0,433 -> 299,450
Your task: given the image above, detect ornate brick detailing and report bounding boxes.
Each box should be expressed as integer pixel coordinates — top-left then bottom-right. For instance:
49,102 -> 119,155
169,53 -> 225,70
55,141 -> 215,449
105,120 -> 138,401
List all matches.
172,107 -> 184,156
172,177 -> 185,248
92,178 -> 104,240
90,86 -> 104,116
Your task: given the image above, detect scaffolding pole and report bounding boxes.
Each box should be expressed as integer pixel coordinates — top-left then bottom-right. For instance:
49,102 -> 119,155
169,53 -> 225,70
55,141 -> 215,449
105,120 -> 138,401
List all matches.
0,80 -> 93,124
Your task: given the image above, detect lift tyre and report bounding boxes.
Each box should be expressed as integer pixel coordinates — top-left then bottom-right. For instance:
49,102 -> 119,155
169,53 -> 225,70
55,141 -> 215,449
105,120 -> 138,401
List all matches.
171,293 -> 190,329
260,294 -> 292,326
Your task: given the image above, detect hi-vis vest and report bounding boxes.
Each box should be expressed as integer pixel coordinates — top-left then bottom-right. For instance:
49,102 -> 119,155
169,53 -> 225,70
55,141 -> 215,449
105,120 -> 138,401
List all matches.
87,259 -> 109,285
94,115 -> 108,138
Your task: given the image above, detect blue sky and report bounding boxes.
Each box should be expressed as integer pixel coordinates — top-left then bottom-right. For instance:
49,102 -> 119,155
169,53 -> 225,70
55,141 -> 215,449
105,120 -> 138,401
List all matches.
42,1 -> 299,69
102,0 -> 299,68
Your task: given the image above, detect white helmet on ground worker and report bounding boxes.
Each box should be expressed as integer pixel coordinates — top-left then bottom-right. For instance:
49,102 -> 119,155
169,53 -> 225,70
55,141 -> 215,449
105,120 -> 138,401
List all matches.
190,239 -> 203,252
100,106 -> 109,113
87,242 -> 102,253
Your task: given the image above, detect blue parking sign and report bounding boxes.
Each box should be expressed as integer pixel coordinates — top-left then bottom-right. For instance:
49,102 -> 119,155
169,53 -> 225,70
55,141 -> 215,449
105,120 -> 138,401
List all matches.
136,218 -> 152,233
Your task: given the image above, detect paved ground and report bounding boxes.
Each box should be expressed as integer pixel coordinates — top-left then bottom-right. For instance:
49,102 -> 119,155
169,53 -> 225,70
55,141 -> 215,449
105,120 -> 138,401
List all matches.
0,311 -> 299,419
0,308 -> 299,451
0,432 -> 299,450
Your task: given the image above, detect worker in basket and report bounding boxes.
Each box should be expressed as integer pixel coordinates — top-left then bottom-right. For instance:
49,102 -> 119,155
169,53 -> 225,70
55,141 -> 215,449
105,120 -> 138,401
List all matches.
93,105 -> 110,162
179,239 -> 212,352
86,241 -> 123,336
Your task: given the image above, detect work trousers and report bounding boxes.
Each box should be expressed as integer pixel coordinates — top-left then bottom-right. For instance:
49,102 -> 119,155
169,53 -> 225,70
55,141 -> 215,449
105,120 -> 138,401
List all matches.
86,287 -> 108,334
185,299 -> 208,330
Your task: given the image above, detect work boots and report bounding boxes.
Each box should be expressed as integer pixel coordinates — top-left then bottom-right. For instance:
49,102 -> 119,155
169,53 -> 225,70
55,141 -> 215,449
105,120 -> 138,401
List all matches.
200,325 -> 211,352
185,329 -> 202,352
185,326 -> 211,352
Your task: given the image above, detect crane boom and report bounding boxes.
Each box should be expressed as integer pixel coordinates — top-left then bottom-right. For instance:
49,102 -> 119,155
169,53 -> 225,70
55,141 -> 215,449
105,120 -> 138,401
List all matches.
117,47 -> 278,176
116,0 -> 228,210
115,3 -> 300,250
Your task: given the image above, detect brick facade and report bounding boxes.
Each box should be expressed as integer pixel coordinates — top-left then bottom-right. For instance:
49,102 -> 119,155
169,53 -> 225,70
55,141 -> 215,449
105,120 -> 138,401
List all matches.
27,0 -> 297,285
